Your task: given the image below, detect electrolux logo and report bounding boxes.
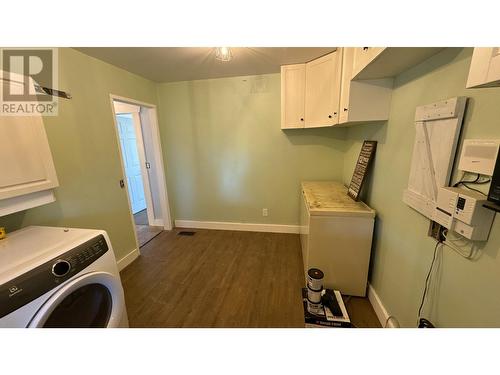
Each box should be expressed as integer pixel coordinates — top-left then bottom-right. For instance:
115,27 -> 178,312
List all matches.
0,48 -> 58,116
8,285 -> 22,297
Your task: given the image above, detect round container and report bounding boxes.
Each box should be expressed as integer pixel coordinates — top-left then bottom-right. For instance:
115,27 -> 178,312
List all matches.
307,268 -> 324,291
307,287 -> 322,303
307,299 -> 324,316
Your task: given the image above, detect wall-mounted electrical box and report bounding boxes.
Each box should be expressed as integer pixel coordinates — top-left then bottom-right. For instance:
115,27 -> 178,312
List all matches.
466,47 -> 500,88
458,139 -> 500,175
434,187 -> 495,241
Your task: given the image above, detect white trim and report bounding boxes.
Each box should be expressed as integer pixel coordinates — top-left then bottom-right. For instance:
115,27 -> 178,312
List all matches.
131,110 -> 156,225
114,101 -> 159,227
109,94 -> 173,255
174,220 -> 300,234
139,107 -> 172,230
117,248 -> 140,271
367,283 -> 398,328
114,101 -> 140,114
150,218 -> 164,227
109,98 -> 141,253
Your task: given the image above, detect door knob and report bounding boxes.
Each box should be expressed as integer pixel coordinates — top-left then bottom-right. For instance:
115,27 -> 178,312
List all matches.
300,118 -> 304,121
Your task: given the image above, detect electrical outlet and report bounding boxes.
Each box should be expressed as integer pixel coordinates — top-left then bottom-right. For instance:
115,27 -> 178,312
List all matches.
262,208 -> 268,217
428,221 -> 445,242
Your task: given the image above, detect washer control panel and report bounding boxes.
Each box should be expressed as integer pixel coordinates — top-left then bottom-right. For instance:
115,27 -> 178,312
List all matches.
0,234 -> 109,320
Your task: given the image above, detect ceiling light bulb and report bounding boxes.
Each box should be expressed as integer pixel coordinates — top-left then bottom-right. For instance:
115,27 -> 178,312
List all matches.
215,47 -> 232,62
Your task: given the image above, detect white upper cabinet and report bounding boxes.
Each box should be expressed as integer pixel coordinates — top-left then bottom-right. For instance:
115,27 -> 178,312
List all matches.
466,47 -> 500,88
339,48 -> 355,124
281,64 -> 306,129
305,51 -> 342,128
339,48 -> 393,124
351,47 -> 444,80
0,72 -> 59,216
280,47 -> 443,129
352,47 -> 385,79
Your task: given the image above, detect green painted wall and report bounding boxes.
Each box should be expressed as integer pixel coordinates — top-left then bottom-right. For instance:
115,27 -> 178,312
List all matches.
0,48 -> 159,261
2,47 -> 499,327
157,74 -> 347,225
343,48 -> 500,327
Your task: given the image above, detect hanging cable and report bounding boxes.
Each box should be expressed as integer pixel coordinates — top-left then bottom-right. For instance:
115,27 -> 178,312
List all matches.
461,183 -> 487,196
417,241 -> 441,325
453,172 -> 480,187
453,172 -> 490,194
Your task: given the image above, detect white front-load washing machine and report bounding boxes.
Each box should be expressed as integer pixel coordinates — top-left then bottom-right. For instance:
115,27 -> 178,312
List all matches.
0,226 -> 129,328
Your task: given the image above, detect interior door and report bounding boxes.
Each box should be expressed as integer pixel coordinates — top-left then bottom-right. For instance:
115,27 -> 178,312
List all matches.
117,114 -> 146,214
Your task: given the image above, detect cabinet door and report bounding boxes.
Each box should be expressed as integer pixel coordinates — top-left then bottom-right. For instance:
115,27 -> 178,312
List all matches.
281,64 -> 306,129
352,47 -> 385,78
305,50 -> 342,128
0,80 -> 59,200
339,48 -> 354,124
486,47 -> 500,83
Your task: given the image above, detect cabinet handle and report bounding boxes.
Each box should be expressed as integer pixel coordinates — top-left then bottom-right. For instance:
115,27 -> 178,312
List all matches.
344,108 -> 348,111
363,47 -> 369,51
300,118 -> 304,121
328,115 -> 332,118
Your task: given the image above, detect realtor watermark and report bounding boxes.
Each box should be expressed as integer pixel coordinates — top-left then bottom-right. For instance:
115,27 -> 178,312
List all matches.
0,48 -> 58,116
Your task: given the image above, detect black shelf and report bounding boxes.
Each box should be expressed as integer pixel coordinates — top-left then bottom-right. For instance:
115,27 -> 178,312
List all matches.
483,201 -> 500,213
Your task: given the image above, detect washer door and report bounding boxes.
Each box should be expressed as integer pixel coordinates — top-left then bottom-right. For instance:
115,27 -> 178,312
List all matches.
28,272 -> 125,328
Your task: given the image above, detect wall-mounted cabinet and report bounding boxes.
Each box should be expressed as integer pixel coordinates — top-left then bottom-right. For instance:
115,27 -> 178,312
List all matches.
281,48 -> 393,129
339,48 -> 393,124
352,47 -> 385,79
351,47 -> 444,80
466,47 -> 500,88
281,64 -> 306,129
304,51 -> 342,128
0,71 -> 59,216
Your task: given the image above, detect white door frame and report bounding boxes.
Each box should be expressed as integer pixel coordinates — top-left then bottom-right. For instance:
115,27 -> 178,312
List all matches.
109,95 -> 172,251
114,102 -> 154,224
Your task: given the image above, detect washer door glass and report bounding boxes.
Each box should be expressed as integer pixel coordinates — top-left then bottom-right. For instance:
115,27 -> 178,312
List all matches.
43,283 -> 112,328
28,272 -> 125,328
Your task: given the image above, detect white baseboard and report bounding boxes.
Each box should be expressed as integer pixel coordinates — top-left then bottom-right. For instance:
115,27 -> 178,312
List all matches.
117,248 -> 140,271
367,283 -> 398,328
174,220 -> 300,234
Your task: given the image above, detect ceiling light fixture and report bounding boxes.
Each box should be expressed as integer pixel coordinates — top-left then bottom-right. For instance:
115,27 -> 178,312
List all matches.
215,47 -> 232,62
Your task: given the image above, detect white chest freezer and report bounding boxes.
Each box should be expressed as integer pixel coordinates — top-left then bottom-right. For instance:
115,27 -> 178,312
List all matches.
300,181 -> 376,297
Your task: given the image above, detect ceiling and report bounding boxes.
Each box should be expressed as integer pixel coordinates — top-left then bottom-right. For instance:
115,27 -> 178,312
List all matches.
75,47 -> 336,83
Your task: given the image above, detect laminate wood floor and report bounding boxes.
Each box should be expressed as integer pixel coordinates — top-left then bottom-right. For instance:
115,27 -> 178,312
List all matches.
135,224 -> 163,247
133,209 -> 163,247
120,228 -> 381,328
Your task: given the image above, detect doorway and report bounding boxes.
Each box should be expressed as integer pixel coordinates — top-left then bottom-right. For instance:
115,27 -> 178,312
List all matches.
111,96 -> 172,250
